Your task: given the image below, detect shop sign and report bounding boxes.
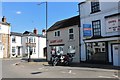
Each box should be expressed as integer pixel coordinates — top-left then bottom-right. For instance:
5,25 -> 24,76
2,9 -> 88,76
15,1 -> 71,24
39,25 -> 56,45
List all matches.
83,24 -> 92,37
50,39 -> 63,44
106,16 -> 120,32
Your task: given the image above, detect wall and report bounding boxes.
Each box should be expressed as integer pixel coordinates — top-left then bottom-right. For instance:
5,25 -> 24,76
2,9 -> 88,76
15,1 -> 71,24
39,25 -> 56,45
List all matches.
0,23 -> 10,58
39,37 -> 46,58
79,1 -> 119,62
10,35 -> 22,57
47,25 -> 80,62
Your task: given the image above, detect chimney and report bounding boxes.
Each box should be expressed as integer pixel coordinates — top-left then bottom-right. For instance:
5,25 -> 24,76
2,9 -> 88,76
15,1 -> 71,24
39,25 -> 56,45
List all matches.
33,28 -> 38,34
42,29 -> 46,36
2,16 -> 6,23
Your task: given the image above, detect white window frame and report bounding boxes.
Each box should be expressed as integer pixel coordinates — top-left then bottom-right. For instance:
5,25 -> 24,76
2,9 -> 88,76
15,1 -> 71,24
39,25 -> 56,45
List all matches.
54,30 -> 60,37
12,47 -> 16,53
68,28 -> 74,40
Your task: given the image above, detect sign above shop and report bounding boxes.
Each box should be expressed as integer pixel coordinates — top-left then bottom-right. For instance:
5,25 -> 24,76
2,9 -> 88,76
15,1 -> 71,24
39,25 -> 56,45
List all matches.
50,39 -> 63,44
83,24 -> 92,37
106,15 -> 120,32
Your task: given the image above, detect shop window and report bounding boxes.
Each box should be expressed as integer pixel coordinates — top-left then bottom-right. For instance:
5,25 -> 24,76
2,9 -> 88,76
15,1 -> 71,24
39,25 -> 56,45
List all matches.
51,46 -> 64,55
91,0 -> 100,13
92,20 -> 101,37
68,46 -> 75,53
102,48 -> 105,52
86,42 -> 107,62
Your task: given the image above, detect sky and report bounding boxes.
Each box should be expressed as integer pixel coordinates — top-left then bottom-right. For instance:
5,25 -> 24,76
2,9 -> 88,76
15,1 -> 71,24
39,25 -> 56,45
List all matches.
1,2 -> 81,34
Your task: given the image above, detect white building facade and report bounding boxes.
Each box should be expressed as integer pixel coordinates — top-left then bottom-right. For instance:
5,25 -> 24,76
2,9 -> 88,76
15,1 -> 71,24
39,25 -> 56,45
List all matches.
0,16 -> 11,58
22,29 -> 46,59
10,29 -> 46,59
79,0 -> 120,66
47,16 -> 80,63
10,32 -> 23,58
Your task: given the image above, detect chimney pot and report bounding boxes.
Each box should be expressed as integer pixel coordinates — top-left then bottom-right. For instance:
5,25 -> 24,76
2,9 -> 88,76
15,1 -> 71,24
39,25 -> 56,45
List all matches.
2,16 -> 6,23
42,29 -> 46,36
33,28 -> 38,34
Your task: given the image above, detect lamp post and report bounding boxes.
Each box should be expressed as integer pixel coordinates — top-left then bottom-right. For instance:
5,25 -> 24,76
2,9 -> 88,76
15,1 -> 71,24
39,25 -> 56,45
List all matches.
37,2 -> 48,30
37,2 -> 48,60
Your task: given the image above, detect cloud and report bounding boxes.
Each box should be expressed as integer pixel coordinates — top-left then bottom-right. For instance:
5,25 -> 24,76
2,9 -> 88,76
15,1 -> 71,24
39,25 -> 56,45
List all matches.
16,11 -> 22,14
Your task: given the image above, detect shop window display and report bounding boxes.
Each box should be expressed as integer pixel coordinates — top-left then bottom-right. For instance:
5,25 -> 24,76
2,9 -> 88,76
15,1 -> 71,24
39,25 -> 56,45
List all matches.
86,42 -> 107,62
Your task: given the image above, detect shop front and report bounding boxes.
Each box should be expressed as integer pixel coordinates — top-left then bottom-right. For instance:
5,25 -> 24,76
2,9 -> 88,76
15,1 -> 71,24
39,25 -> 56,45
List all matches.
85,42 -> 109,63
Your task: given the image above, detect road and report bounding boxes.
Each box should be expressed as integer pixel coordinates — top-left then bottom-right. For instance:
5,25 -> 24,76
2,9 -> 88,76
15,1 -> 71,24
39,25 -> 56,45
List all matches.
1,58 -> 119,79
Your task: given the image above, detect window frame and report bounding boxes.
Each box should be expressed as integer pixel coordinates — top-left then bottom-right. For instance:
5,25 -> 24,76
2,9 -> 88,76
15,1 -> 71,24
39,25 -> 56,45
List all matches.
91,1 -> 100,14
12,36 -> 16,43
92,20 -> 101,37
12,47 -> 16,53
69,28 -> 74,40
54,30 -> 60,37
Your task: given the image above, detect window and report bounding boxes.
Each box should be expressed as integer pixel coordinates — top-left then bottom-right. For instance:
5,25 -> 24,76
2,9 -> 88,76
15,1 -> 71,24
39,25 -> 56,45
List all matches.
54,31 -> 60,37
12,36 -> 16,43
68,46 -> 75,53
12,47 -> 15,53
92,20 -> 101,37
69,28 -> 74,40
91,1 -> 100,13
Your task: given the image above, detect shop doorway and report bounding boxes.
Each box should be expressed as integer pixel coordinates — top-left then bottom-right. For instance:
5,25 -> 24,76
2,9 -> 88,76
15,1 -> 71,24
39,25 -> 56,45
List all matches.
112,44 -> 120,66
86,42 -> 108,63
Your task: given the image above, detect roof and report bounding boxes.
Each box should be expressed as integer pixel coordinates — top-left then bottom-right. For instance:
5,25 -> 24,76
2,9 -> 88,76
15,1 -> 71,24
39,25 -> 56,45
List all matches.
10,31 -> 46,38
23,31 -> 46,38
0,22 -> 10,26
47,15 -> 80,32
11,32 -> 23,36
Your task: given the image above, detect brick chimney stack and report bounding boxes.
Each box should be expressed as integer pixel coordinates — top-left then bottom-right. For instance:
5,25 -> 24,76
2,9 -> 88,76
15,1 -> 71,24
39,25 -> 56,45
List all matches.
42,29 -> 46,36
2,16 -> 6,23
33,28 -> 38,34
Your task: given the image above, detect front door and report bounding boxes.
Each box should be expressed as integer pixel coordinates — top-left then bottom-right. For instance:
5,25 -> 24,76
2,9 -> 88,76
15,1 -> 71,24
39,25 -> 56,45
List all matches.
112,44 -> 120,66
18,47 -> 20,56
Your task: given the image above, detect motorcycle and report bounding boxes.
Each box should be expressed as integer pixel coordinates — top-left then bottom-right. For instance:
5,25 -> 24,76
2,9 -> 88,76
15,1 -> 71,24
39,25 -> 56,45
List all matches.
50,53 -> 75,66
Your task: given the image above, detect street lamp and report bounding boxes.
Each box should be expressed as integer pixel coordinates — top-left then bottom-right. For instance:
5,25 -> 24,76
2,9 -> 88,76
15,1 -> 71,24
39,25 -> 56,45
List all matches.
37,2 -> 48,31
37,2 -> 48,60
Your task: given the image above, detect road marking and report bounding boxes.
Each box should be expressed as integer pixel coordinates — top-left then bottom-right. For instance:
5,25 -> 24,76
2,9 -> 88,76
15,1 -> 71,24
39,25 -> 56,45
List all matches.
61,70 -> 76,75
98,76 -> 115,78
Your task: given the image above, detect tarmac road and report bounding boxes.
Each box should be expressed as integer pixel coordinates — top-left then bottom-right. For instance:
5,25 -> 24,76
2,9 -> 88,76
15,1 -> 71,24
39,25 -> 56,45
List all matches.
1,58 -> 120,80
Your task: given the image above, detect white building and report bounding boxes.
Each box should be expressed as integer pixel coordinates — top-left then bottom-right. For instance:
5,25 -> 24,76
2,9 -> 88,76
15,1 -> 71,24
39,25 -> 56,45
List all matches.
0,16 -> 11,58
47,15 -> 80,63
10,29 -> 46,59
10,32 -> 23,58
22,29 -> 46,59
79,0 -> 120,66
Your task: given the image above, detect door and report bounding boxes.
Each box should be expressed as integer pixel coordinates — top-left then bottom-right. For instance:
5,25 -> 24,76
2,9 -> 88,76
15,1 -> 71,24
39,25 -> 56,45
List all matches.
112,44 -> 120,66
0,45 -> 3,58
18,47 -> 20,56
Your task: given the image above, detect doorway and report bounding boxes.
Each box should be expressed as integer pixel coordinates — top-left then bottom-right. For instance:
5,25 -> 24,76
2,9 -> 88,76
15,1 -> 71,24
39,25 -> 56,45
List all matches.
18,47 -> 20,56
112,44 -> 120,66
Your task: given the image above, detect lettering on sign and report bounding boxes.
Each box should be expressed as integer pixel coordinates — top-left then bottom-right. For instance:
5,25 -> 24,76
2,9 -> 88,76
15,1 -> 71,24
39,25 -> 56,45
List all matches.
106,16 -> 120,32
50,39 -> 63,43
